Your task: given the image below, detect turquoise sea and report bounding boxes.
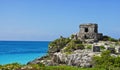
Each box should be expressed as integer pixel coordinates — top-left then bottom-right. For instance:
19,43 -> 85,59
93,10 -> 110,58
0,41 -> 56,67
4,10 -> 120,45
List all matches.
0,41 -> 49,65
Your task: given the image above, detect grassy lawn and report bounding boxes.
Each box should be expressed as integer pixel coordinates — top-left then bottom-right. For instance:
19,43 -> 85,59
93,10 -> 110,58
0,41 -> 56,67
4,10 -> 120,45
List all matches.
35,66 -> 105,70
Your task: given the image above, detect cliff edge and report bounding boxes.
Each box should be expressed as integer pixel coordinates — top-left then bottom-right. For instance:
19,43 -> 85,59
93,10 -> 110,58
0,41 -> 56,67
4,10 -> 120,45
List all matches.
28,23 -> 120,68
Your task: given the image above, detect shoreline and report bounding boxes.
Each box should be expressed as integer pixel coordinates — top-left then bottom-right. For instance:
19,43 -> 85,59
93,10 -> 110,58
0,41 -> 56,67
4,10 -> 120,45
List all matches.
0,52 -> 47,65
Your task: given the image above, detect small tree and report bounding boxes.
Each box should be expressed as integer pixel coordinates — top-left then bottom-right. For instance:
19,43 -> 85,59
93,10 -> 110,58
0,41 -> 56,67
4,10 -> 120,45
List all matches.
71,34 -> 74,39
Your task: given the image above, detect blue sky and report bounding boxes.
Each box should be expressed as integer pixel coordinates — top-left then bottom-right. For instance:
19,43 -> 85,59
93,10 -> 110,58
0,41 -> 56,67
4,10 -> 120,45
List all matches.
0,0 -> 120,41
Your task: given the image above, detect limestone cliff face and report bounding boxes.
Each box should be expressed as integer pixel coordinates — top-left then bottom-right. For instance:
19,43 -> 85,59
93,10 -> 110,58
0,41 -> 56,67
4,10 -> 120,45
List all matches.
51,50 -> 94,67
28,49 -> 96,67
28,39 -> 120,67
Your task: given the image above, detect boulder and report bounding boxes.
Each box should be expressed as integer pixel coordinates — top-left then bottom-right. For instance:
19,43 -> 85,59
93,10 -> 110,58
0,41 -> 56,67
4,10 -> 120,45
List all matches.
51,50 -> 93,67
118,47 -> 120,53
107,47 -> 115,53
93,46 -> 100,52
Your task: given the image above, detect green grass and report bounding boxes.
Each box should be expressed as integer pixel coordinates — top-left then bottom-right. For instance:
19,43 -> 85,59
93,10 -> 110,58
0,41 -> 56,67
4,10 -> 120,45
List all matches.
86,45 -> 92,49
0,63 -> 119,70
38,66 -> 105,70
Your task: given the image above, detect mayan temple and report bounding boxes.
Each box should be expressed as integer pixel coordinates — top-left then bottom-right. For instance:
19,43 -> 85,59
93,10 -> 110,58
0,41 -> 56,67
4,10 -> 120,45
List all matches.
76,23 -> 103,41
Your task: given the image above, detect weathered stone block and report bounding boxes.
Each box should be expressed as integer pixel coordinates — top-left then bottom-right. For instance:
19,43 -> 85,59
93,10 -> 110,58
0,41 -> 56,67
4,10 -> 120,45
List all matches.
107,47 -> 115,53
118,47 -> 120,53
77,23 -> 103,41
93,46 -> 100,52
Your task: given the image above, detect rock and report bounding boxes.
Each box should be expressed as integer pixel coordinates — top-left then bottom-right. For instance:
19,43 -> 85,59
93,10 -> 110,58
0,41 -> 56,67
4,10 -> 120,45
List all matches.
21,65 -> 33,70
93,46 -> 100,52
27,55 -> 50,65
42,60 -> 56,66
48,46 -> 60,53
107,47 -> 115,53
51,50 -> 93,67
118,47 -> 120,53
27,23 -> 120,68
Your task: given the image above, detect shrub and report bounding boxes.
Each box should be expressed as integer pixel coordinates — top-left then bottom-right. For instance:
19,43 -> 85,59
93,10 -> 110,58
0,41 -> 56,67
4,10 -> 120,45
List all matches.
73,40 -> 82,44
38,63 -> 45,67
92,50 -> 120,69
49,38 -> 71,48
49,38 -> 71,52
115,42 -> 120,45
100,45 -> 105,50
75,44 -> 84,50
63,40 -> 84,53
0,63 -> 22,70
71,34 -> 74,39
102,35 -> 118,42
86,45 -> 92,49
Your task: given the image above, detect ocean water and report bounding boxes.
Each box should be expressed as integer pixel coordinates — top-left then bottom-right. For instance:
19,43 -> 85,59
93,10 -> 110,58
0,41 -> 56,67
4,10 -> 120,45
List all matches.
0,41 -> 49,65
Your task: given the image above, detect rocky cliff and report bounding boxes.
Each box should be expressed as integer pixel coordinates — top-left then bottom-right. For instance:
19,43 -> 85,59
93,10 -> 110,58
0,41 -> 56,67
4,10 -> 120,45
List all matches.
28,24 -> 120,68
28,36 -> 120,67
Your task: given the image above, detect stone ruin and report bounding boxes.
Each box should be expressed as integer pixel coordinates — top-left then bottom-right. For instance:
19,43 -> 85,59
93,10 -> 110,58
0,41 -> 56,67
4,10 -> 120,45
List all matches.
75,23 -> 103,41
93,46 -> 100,52
107,47 -> 115,53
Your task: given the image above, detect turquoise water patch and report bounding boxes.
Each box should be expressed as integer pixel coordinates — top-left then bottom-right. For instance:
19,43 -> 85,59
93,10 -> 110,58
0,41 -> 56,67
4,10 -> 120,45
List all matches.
0,41 -> 49,65
0,53 -> 46,65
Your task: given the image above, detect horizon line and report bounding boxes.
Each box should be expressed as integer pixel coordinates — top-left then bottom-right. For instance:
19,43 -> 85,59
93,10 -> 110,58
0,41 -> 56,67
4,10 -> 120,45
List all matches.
0,40 -> 51,42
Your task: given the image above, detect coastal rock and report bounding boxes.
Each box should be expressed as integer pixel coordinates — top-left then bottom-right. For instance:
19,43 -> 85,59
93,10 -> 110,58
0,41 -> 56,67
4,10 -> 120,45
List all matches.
27,55 -> 49,64
48,46 -> 60,53
52,52 -> 67,64
107,47 -> 115,53
93,46 -> 100,52
118,47 -> 120,53
27,23 -> 120,68
28,50 -> 94,67
51,50 -> 94,67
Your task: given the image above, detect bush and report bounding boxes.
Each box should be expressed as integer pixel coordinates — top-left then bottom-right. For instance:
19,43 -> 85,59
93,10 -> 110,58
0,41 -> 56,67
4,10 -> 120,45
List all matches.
49,38 -> 71,52
75,44 -> 84,50
73,40 -> 82,44
63,40 -> 84,53
92,50 -> 120,69
86,45 -> 92,49
100,45 -> 105,50
38,63 -> 45,67
102,35 -> 118,42
71,34 -> 74,39
0,63 -> 22,70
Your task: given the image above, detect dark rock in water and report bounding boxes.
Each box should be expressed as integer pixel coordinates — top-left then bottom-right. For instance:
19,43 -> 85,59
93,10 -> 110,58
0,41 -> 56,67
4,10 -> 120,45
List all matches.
93,46 -> 100,52
107,47 -> 115,53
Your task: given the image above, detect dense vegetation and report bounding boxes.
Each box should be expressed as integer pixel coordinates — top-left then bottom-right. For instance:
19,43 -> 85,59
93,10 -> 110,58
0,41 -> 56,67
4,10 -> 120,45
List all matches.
49,36 -> 84,53
49,35 -> 120,53
92,50 -> 120,70
63,40 -> 84,53
0,63 -> 22,70
102,35 -> 118,42
0,63 -> 106,70
48,37 -> 71,53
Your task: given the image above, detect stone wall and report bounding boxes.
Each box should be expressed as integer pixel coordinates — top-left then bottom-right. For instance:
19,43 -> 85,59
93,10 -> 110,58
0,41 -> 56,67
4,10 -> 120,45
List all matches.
77,23 -> 103,41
